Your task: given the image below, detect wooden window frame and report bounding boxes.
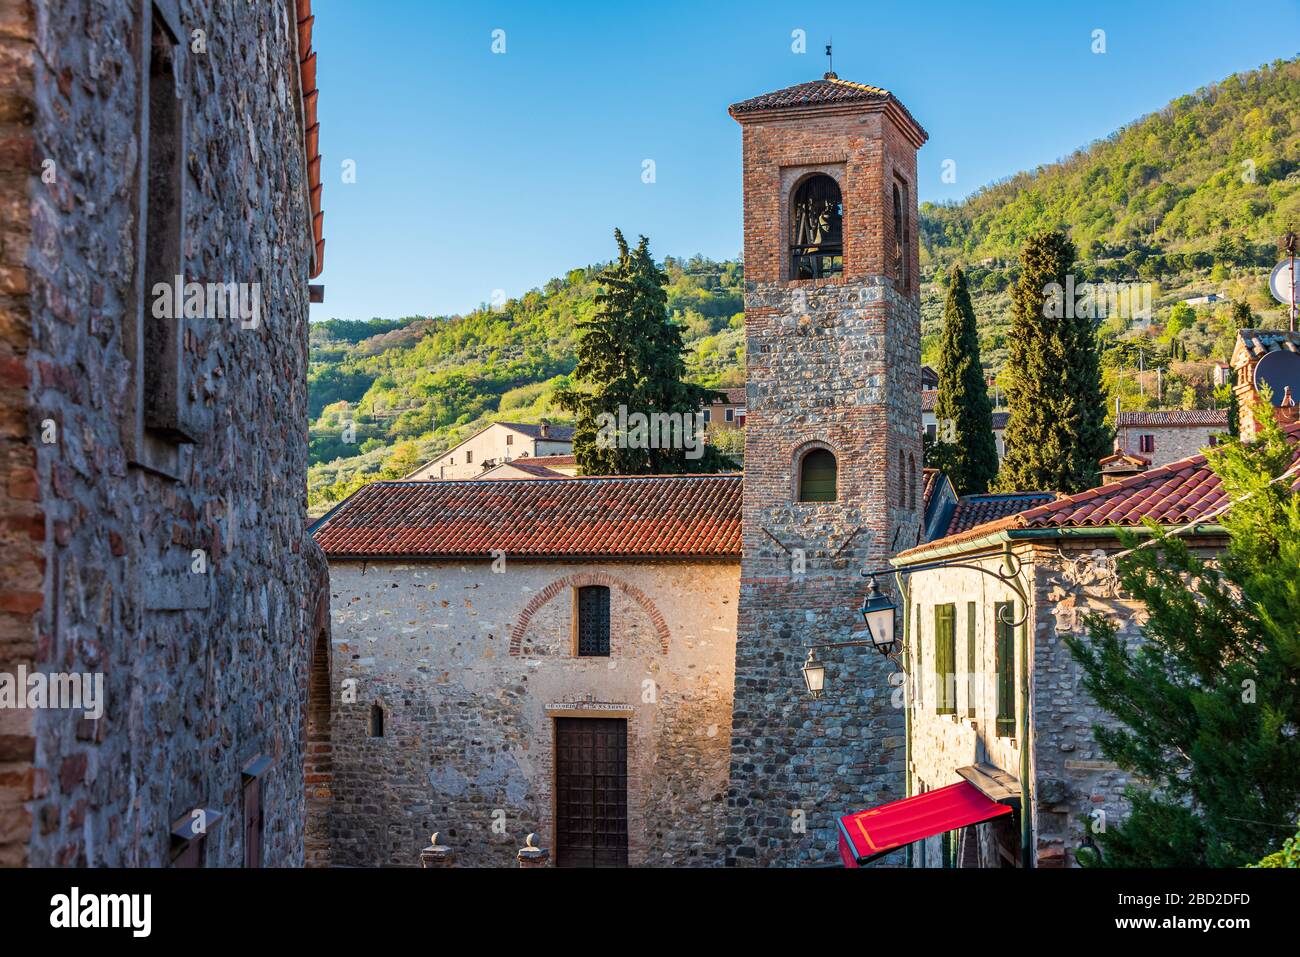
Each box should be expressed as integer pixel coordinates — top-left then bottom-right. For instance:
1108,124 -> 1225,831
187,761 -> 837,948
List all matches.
796,446 -> 837,503
966,601 -> 977,718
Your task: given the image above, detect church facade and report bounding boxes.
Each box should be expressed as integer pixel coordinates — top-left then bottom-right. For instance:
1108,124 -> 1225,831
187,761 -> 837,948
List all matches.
312,73 -> 940,867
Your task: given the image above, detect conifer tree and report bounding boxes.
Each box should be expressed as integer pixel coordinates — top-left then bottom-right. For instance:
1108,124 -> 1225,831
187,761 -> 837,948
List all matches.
556,229 -> 732,475
931,266 -> 999,494
1066,400 -> 1300,867
999,230 -> 1109,493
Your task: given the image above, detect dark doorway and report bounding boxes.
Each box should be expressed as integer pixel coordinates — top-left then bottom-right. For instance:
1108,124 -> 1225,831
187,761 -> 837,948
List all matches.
555,717 -> 628,867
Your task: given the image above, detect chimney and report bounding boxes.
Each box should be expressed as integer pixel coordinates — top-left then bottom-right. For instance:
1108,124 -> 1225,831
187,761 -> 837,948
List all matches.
538,419 -> 550,439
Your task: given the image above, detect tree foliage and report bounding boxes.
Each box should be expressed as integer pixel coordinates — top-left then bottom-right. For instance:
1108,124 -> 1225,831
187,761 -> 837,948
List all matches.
1065,401 -> 1300,867
554,230 -> 733,475
930,266 -> 999,493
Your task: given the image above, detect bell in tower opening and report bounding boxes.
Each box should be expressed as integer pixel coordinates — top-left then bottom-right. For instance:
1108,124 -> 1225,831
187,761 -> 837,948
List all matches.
790,174 -> 843,279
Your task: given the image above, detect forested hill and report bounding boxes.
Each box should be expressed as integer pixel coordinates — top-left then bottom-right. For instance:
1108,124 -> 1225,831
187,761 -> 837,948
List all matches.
308,58 -> 1299,511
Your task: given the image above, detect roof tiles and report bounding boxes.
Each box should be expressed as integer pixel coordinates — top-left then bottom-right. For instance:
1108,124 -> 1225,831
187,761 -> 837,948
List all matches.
313,474 -> 742,558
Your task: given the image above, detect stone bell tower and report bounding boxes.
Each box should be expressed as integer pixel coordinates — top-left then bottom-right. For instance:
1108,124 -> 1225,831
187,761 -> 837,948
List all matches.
725,73 -> 927,866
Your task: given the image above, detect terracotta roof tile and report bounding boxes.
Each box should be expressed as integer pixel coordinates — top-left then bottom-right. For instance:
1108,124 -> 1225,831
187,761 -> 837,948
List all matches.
295,1 -> 324,277
313,474 -> 741,558
728,74 -> 927,141
921,389 -> 938,413
944,492 -> 1056,535
1117,409 -> 1229,427
897,423 -> 1300,561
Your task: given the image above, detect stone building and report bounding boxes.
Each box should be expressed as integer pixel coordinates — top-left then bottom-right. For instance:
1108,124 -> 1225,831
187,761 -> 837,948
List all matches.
313,475 -> 741,867
885,426 -> 1300,867
724,73 -> 927,866
405,421 -> 575,481
1232,329 -> 1300,440
1114,409 -> 1228,467
0,0 -> 329,867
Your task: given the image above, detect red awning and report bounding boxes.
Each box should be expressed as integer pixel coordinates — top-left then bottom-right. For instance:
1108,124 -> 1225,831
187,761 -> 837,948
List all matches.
838,781 -> 1015,867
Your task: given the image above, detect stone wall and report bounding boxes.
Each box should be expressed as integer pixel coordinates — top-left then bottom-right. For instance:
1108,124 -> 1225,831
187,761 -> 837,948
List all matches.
326,558 -> 739,867
0,0 -> 38,869
727,98 -> 924,866
4,0 -> 321,866
1117,424 -> 1219,468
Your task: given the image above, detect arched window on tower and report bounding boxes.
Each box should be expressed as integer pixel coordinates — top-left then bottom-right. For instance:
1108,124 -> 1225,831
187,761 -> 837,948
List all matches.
893,182 -> 907,290
369,702 -> 384,738
907,452 -> 917,510
790,175 -> 843,280
897,450 -> 905,506
798,448 -> 837,502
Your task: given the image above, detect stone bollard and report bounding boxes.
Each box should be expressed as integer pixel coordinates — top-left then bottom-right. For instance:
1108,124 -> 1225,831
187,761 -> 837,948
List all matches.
419,832 -> 454,868
516,833 -> 550,868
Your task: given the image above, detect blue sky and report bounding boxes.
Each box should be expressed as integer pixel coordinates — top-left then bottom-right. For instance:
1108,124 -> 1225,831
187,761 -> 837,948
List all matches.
309,0 -> 1300,322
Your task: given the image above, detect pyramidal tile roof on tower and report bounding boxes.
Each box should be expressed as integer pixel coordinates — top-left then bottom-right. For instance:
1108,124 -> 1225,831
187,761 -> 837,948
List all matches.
728,73 -> 928,141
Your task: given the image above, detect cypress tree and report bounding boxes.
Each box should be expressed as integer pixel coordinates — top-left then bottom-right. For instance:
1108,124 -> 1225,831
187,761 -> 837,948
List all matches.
999,230 -> 1109,494
931,266 -> 999,494
556,229 -> 732,475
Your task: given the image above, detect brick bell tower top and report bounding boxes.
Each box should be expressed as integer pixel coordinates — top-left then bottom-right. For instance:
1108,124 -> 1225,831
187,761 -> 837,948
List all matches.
728,73 -> 928,287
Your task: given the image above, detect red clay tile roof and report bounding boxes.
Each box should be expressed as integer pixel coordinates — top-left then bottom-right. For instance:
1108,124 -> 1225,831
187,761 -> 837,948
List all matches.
729,74 -> 927,141
897,423 -> 1300,561
486,460 -> 572,479
921,468 -> 940,511
921,389 -> 938,413
313,474 -> 742,558
944,492 -> 1057,536
295,1 -> 324,277
1237,329 -> 1300,358
1117,409 -> 1228,427
518,455 -> 576,468
707,388 -> 747,405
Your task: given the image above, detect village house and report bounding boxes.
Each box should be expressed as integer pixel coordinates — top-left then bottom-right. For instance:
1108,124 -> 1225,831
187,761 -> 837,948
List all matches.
922,388 -> 1009,458
1114,409 -> 1228,466
0,0 -> 330,867
474,454 -> 578,480
701,386 -> 747,433
405,421 -> 575,481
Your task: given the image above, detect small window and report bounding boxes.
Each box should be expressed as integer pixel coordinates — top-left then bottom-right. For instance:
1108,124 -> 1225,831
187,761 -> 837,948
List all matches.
702,409 -> 711,424
798,448 -> 836,502
506,433 -> 514,446
466,450 -> 473,464
1139,434 -> 1155,454
995,603 -> 1016,737
966,602 -> 977,718
934,604 -> 956,715
925,422 -> 936,442
242,778 -> 263,868
1208,435 -> 1218,448
725,408 -> 735,422
790,174 -> 843,279
577,585 -> 611,657
897,450 -> 905,506
369,702 -> 385,738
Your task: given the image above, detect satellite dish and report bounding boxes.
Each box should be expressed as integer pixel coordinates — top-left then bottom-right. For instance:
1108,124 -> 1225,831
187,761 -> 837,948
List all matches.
1253,349 -> 1300,406
1270,260 -> 1300,305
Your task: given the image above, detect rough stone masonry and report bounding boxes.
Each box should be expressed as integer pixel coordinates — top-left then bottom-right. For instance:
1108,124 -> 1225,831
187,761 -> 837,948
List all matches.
0,0 -> 328,867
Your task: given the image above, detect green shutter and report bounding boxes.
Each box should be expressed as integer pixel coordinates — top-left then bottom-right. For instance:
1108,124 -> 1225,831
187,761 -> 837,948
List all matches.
966,602 -> 977,718
935,604 -> 956,714
995,602 -> 1016,737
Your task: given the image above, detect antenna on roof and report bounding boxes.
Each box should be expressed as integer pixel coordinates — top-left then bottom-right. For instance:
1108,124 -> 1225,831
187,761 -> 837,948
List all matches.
824,39 -> 835,79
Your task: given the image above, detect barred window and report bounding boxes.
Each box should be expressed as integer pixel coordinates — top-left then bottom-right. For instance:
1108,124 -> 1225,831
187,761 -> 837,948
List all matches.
577,585 -> 611,657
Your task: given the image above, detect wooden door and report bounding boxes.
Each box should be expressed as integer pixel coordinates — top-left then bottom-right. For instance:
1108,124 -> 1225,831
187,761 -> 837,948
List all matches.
555,717 -> 628,867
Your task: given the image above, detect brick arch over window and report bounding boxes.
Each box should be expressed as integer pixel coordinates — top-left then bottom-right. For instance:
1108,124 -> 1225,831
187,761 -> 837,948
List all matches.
510,572 -> 671,656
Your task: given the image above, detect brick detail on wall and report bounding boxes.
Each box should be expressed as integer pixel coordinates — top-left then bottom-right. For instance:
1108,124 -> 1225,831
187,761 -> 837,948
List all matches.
510,571 -> 671,656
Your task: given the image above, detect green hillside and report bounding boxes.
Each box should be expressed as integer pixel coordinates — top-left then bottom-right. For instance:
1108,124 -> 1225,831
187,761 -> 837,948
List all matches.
308,58 -> 1300,511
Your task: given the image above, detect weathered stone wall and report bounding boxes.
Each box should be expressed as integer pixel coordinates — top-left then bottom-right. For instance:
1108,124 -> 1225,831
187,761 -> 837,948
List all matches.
9,0 -> 320,866
1117,424 -> 1219,468
0,0 -> 38,869
326,559 -> 739,867
727,101 -> 923,866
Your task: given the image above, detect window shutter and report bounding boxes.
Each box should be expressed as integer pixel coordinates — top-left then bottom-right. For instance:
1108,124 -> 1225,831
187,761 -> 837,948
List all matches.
966,602 -> 977,718
995,602 -> 1016,736
935,604 -> 956,714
